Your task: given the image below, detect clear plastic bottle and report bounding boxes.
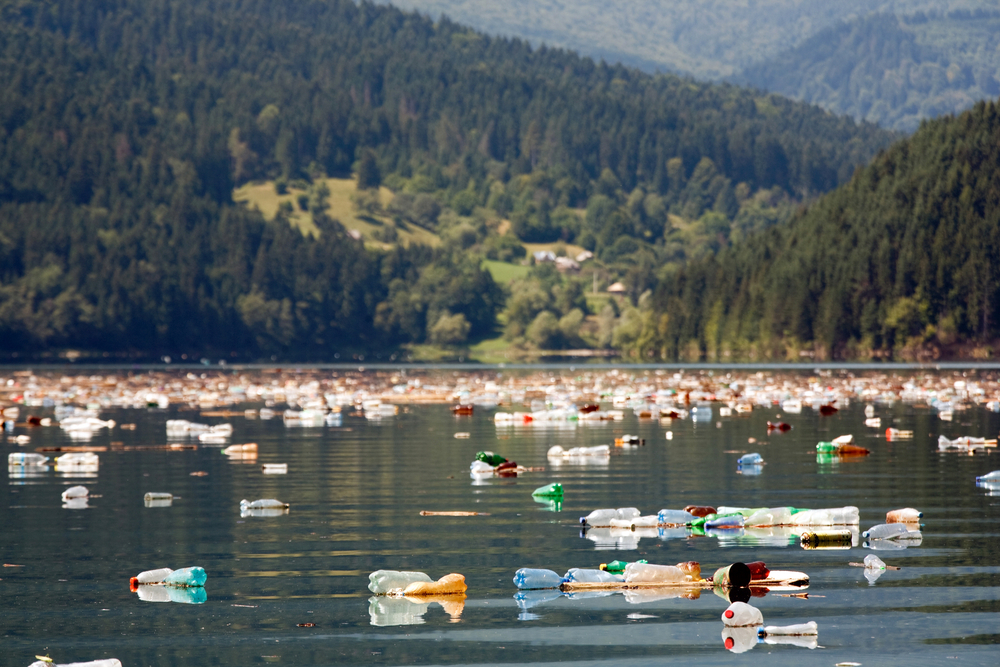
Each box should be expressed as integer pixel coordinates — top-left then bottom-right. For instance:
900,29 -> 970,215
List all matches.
745,507 -> 793,527
737,453 -> 763,466
164,566 -> 207,587
657,509 -> 696,525
513,568 -> 563,589
240,498 -> 289,510
470,460 -> 494,474
705,514 -> 744,529
623,562 -> 693,584
369,570 -> 433,594
144,492 -> 173,502
8,452 -> 49,466
791,506 -> 859,525
580,507 -> 640,526
61,485 -> 89,501
136,567 -> 174,584
563,568 -> 624,584
863,554 -> 886,570
862,523 -> 913,540
976,470 -> 1000,482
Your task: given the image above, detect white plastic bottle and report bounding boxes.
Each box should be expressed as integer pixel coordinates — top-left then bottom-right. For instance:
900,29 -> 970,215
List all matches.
863,523 -> 915,540
368,570 -> 433,594
885,507 -> 922,523
580,507 -> 641,526
8,452 -> 49,466
61,486 -> 89,501
136,567 -> 175,584
745,507 -> 793,527
240,498 -> 289,510
792,506 -> 859,525
721,601 -> 763,626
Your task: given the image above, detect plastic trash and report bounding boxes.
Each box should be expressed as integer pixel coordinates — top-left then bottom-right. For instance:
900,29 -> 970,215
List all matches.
864,554 -> 886,570
55,452 -> 99,468
476,451 -> 507,466
164,566 -> 207,587
657,509 -> 696,525
222,443 -> 257,455
722,626 -> 759,653
745,507 -> 793,527
800,530 -> 853,548
144,492 -> 172,502
737,453 -> 763,467
788,506 -> 859,525
240,498 -> 289,510
624,562 -> 698,584
532,483 -> 563,497
547,444 -> 610,458
563,568 -> 624,584
400,573 -> 466,596
886,507 -> 922,523
513,568 -> 563,590
61,485 -> 89,501
722,600 -> 763,626
600,559 -> 646,574
759,621 -> 818,637
136,584 -> 207,604
369,570 -> 434,594
27,660 -> 122,667
580,507 -> 641,526
976,470 -> 1000,482
8,452 -> 48,466
470,460 -> 494,474
135,567 -> 175,584
886,427 -> 913,439
816,441 -> 870,455
683,505 -> 716,517
865,404 -> 875,418
863,523 -> 920,540
745,561 -> 770,580
713,563 -> 752,589
705,514 -> 745,529
261,463 -> 288,474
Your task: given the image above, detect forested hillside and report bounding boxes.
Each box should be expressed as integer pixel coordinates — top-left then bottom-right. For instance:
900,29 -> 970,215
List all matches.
738,9 -> 1000,132
0,0 -> 893,360
628,99 -> 1000,362
375,0 -> 986,79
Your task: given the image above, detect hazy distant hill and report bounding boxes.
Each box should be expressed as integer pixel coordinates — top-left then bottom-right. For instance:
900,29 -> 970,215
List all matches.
0,0 -> 894,360
738,10 -> 1000,132
374,0 -> 989,80
635,99 -> 1000,362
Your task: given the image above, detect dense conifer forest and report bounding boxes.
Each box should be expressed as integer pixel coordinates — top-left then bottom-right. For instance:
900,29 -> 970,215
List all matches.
639,100 -> 1000,362
0,0 -> 897,359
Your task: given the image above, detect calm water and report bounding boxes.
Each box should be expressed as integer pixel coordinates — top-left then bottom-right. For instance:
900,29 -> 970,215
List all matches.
3,399 -> 1000,666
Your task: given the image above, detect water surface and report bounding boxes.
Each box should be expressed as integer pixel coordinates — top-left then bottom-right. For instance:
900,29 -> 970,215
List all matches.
3,398 -> 1000,666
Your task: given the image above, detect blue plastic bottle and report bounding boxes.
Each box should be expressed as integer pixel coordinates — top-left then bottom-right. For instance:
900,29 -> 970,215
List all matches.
513,568 -> 563,589
164,566 -> 207,587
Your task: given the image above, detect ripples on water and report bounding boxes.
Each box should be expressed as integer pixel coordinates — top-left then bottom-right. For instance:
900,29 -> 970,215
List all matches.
3,395 -> 1000,666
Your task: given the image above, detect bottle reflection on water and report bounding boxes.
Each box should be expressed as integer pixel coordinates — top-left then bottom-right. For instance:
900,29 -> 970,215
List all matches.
368,595 -> 465,626
135,585 -> 207,604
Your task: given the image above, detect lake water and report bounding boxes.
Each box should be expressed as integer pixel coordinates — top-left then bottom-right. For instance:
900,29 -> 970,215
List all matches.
3,396 -> 1000,666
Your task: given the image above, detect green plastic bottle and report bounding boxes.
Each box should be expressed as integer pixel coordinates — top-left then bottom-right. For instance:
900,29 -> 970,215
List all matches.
476,451 -> 508,466
600,559 -> 646,574
532,482 -> 564,497
815,442 -> 838,454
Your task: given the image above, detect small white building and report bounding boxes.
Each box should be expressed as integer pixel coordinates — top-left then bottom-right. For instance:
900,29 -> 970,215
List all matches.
555,257 -> 579,272
533,250 -> 556,263
607,281 -> 626,294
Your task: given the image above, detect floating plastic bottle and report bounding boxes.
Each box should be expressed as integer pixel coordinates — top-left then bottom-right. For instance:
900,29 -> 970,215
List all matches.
745,507 -> 793,527
563,568 -> 624,584
580,507 -> 640,526
721,600 -> 763,626
240,498 -> 289,510
28,659 -> 123,667
886,507 -> 922,523
600,559 -> 646,574
547,444 -> 610,458
261,463 -> 288,474
369,570 -> 434,594
55,452 -> 100,468
513,568 -> 563,590
476,451 -> 507,466
713,563 -> 752,589
976,470 -> 1000,482
164,566 -> 207,587
705,514 -> 744,529
657,509 -> 696,525
144,492 -> 172,502
135,567 -> 174,584
745,561 -> 770,580
470,460 -> 494,474
759,621 -> 818,637
683,505 -> 716,517
532,483 -> 563,498
864,554 -> 886,570
737,453 -> 763,467
8,452 -> 48,466
61,485 -> 89,501
790,506 -> 859,525
623,562 -> 697,584
610,515 -> 658,529
863,523 -> 918,540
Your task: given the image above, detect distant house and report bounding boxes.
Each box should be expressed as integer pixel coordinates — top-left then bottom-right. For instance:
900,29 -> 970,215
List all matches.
607,281 -> 626,294
348,229 -> 363,240
575,250 -> 593,263
554,257 -> 579,272
533,250 -> 556,263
